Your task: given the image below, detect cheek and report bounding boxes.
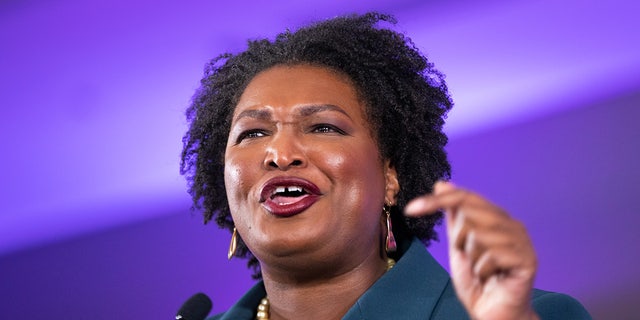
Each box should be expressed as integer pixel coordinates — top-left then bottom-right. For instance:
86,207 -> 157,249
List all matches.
224,163 -> 240,198
324,148 -> 347,170
327,144 -> 386,209
223,152 -> 256,210
224,149 -> 242,179
330,146 -> 386,244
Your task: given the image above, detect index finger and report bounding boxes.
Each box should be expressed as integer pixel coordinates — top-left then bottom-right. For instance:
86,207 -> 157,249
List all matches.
404,181 -> 457,216
404,181 -> 499,219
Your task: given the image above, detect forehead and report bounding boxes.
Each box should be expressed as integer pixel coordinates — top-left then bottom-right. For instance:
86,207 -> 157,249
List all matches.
233,64 -> 365,118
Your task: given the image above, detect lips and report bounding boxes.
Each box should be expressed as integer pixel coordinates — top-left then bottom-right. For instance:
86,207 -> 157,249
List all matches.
259,177 -> 322,217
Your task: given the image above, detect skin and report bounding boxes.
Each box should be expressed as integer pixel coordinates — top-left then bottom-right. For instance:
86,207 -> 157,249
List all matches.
225,64 -> 539,319
406,182 -> 540,320
224,64 -> 399,320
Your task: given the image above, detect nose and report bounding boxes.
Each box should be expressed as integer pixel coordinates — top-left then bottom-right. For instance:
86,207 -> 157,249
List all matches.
263,131 -> 306,170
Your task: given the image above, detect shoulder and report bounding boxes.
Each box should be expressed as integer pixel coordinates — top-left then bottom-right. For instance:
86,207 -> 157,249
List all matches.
205,307 -> 252,320
206,313 -> 222,320
205,281 -> 266,320
531,289 -> 592,320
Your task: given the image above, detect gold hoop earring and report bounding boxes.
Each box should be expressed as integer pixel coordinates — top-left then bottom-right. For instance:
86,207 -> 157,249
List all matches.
228,227 -> 238,260
384,205 -> 397,253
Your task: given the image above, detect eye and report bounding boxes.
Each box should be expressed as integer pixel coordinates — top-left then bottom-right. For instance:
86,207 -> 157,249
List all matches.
236,129 -> 267,143
310,124 -> 346,135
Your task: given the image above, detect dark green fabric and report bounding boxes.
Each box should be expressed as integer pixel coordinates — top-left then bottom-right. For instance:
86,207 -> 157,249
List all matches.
209,238 -> 591,319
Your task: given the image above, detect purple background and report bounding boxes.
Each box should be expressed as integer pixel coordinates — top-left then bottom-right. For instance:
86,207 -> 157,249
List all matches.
1,1 -> 639,319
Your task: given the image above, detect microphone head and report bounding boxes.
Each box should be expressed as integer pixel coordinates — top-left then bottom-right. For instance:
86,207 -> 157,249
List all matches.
176,293 -> 212,320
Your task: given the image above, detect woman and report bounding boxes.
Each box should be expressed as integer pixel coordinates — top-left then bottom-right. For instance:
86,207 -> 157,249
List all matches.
180,13 -> 591,319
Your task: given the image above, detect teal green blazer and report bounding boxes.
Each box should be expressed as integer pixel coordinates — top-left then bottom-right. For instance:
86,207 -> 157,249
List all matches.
209,238 -> 592,319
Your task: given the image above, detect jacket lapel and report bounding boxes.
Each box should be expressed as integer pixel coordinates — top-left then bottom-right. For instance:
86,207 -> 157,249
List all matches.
343,238 -> 452,320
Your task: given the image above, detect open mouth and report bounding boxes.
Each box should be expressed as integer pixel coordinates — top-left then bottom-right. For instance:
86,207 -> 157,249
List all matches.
259,177 -> 321,217
270,186 -> 309,204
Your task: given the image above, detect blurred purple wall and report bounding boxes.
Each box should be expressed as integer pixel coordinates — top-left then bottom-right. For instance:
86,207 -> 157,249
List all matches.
1,0 -> 639,319
2,89 -> 638,319
0,203 -> 255,319
444,89 -> 640,319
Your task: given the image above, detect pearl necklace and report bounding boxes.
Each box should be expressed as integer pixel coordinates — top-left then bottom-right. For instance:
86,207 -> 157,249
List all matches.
256,258 -> 396,320
256,297 -> 270,320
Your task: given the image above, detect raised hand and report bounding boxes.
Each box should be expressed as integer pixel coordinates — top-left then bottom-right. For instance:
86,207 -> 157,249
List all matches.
405,181 -> 539,320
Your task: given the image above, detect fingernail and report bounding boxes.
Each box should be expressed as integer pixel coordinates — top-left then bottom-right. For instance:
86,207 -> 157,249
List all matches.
434,180 -> 455,194
405,197 -> 431,216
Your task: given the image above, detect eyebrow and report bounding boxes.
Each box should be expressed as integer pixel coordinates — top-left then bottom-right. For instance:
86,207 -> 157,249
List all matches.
234,104 -> 351,121
234,109 -> 271,121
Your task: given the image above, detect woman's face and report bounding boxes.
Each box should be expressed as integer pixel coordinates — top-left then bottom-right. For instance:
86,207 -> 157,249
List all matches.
224,64 -> 398,273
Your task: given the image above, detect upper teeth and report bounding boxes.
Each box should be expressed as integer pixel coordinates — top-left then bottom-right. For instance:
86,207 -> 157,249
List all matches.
274,186 -> 303,194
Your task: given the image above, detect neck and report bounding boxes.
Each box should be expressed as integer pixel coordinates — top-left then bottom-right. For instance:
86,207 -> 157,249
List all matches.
261,253 -> 388,320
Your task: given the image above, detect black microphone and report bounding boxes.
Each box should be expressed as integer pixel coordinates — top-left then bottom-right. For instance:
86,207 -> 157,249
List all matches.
176,293 -> 213,320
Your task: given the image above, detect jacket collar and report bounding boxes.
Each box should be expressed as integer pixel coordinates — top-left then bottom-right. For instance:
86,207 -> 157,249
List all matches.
342,237 -> 451,319
213,238 -> 451,320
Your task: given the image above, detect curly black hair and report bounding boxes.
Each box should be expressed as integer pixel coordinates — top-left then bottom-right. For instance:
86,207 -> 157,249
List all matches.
180,12 -> 452,277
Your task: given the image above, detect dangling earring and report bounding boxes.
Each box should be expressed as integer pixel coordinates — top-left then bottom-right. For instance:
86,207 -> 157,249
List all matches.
228,227 -> 238,260
384,205 -> 397,253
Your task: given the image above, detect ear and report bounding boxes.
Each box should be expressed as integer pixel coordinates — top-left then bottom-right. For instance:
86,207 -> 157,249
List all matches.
383,160 -> 400,205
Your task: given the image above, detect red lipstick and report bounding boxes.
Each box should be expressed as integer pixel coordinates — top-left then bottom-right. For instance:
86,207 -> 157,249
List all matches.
259,177 -> 321,217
